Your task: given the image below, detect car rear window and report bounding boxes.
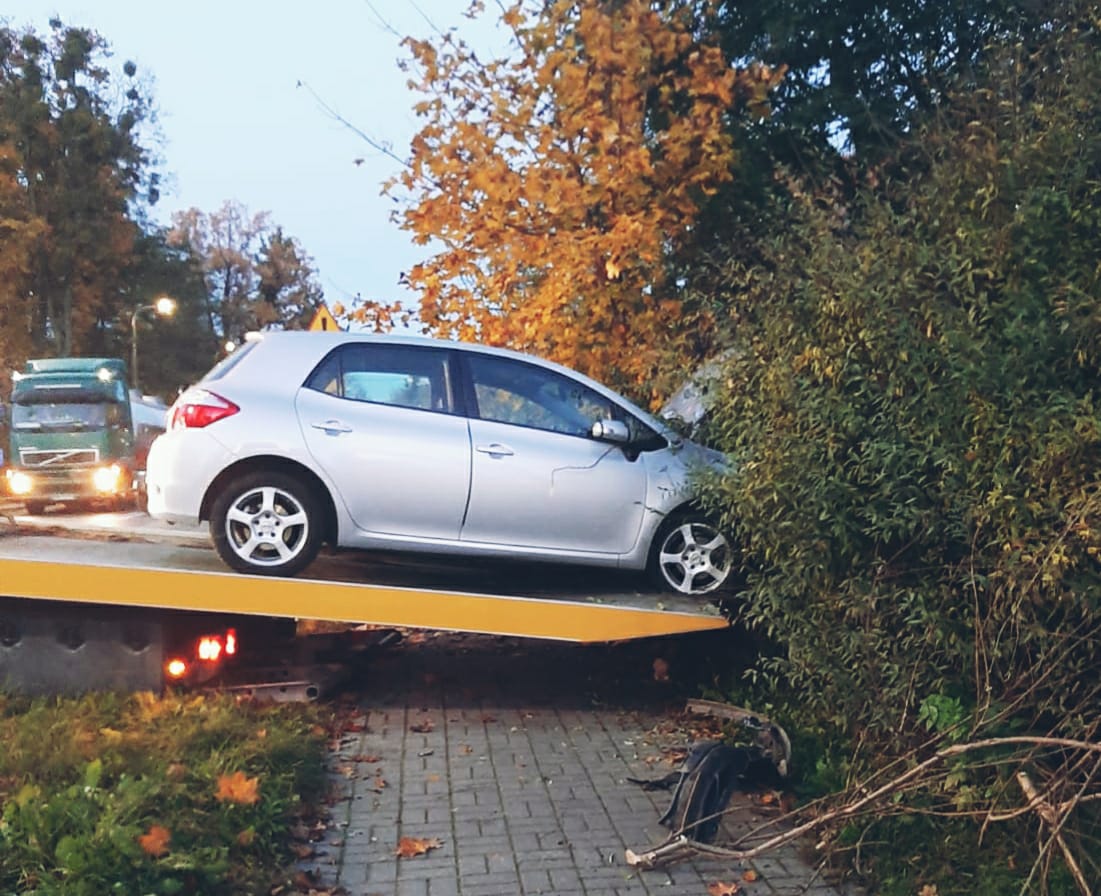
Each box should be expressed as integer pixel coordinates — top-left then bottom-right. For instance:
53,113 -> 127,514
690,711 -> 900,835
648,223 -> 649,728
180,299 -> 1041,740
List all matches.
304,343 -> 455,413
200,341 -> 259,383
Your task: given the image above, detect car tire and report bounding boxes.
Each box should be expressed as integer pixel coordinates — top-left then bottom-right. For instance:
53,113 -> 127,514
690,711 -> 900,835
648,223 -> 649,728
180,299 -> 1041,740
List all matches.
210,471 -> 323,577
23,500 -> 48,516
648,512 -> 734,596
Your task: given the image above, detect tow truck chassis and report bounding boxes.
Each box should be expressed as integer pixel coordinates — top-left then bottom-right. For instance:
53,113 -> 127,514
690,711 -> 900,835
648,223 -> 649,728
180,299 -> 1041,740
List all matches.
0,520 -> 729,697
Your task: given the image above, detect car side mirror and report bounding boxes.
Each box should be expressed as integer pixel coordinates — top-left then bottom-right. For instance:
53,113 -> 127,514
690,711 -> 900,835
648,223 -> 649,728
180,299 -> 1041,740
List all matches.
590,419 -> 631,444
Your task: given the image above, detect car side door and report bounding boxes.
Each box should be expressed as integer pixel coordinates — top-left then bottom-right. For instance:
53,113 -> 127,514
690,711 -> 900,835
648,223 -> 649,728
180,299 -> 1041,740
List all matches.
458,352 -> 649,555
296,343 -> 472,541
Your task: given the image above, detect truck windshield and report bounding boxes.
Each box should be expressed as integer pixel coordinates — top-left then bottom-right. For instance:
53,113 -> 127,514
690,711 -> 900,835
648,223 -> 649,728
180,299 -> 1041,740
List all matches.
12,402 -> 110,431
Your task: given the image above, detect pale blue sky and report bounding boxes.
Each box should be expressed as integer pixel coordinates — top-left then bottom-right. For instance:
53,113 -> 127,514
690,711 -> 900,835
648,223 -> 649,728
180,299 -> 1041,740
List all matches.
2,1 -> 504,316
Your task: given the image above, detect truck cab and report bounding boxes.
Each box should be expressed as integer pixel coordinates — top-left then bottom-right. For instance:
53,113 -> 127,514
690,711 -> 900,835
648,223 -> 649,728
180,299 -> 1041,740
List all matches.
4,358 -> 139,513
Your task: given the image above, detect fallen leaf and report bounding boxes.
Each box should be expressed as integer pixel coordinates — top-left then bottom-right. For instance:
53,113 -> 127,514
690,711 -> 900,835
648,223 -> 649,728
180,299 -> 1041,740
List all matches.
395,836 -> 443,858
707,882 -> 740,896
372,775 -> 387,792
290,842 -> 315,859
138,824 -> 171,857
459,744 -> 474,755
291,869 -> 319,890
410,719 -> 435,733
236,827 -> 256,846
742,869 -> 759,882
215,771 -> 261,805
351,753 -> 383,764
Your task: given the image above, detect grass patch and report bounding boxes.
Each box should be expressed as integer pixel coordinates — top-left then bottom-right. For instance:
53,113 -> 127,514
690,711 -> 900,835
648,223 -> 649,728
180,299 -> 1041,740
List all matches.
0,690 -> 332,895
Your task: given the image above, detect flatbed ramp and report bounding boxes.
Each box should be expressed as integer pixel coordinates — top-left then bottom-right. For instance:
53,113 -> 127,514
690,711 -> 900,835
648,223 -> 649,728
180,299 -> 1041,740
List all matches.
0,533 -> 728,643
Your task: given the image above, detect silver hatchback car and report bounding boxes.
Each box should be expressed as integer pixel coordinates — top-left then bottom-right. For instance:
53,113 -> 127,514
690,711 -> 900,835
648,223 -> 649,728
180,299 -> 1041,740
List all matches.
146,331 -> 733,595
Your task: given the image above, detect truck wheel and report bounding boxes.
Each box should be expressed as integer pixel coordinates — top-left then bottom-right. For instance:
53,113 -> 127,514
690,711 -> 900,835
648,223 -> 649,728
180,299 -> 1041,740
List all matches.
648,513 -> 734,596
210,471 -> 322,577
112,493 -> 136,513
24,501 -> 48,516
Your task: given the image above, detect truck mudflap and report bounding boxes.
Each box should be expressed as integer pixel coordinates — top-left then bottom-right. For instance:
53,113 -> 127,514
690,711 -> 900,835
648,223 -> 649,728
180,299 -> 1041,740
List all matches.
0,597 -> 165,694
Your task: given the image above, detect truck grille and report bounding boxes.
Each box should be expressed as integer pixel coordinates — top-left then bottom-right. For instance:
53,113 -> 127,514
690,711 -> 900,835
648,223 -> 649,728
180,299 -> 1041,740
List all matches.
18,448 -> 100,467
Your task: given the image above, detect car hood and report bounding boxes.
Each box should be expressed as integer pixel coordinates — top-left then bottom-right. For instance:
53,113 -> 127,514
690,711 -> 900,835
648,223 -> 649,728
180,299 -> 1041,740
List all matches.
669,436 -> 731,474
660,350 -> 737,427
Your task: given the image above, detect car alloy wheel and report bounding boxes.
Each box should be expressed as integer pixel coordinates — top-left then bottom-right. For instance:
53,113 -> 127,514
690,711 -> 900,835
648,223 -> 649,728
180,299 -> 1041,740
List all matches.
650,516 -> 733,595
211,472 -> 322,576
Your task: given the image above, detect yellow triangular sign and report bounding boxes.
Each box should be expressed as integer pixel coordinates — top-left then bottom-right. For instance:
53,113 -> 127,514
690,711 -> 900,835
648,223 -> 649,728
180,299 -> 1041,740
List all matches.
307,303 -> 341,332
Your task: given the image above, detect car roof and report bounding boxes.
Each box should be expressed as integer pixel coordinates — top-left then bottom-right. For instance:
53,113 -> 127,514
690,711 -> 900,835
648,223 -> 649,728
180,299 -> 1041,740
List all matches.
212,330 -> 670,433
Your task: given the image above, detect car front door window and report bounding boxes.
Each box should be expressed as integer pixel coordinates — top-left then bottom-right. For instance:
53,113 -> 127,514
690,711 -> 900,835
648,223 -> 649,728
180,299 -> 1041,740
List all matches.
469,355 -> 618,437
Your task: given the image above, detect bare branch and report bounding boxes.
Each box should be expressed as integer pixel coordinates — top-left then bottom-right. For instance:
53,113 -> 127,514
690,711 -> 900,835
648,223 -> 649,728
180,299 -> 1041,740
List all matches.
626,735 -> 1101,871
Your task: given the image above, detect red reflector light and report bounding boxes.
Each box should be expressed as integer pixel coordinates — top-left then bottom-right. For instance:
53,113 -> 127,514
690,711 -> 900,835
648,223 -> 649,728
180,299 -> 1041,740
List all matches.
225,629 -> 237,656
166,658 -> 188,678
170,389 -> 239,429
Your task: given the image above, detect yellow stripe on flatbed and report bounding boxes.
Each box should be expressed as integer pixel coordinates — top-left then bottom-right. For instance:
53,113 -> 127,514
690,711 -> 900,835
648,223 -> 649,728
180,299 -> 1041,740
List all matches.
0,557 -> 728,643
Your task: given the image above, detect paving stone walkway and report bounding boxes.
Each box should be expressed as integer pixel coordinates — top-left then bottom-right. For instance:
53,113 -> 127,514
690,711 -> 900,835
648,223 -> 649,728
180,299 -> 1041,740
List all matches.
310,632 -> 846,896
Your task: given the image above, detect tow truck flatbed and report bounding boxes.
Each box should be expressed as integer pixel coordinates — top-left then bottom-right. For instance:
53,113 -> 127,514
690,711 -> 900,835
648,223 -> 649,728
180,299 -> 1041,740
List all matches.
0,528 -> 728,643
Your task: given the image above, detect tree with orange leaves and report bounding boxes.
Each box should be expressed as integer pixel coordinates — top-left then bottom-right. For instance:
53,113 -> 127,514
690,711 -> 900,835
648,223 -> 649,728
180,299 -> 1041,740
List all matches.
390,0 -> 783,404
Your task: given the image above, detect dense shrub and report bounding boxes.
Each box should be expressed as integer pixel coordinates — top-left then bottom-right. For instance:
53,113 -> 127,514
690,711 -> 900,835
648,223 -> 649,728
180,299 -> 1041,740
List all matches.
697,4 -> 1101,890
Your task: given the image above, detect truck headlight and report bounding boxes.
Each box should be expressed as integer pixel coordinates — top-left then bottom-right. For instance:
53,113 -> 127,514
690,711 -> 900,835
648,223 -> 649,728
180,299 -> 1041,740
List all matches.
92,464 -> 124,494
6,470 -> 33,496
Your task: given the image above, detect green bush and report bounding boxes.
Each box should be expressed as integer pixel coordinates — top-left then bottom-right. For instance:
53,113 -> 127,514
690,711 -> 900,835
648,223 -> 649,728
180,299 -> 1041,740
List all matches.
696,3 -> 1101,889
0,691 -> 330,895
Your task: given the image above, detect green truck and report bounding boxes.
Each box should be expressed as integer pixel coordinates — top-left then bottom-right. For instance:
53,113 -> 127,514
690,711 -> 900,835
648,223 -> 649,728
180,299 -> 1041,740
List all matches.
3,357 -> 163,514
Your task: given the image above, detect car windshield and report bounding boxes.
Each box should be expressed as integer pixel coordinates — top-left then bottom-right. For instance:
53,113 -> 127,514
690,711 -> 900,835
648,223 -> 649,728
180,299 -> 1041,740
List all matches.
12,401 -> 109,431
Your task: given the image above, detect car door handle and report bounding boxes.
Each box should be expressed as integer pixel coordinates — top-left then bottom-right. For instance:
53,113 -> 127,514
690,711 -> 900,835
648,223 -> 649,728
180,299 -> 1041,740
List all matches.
311,419 -> 353,435
475,442 -> 514,457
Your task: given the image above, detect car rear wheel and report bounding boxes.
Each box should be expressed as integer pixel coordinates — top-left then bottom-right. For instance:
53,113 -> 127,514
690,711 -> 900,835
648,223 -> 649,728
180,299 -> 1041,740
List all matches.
648,514 -> 734,596
210,472 -> 322,576
23,500 -> 48,516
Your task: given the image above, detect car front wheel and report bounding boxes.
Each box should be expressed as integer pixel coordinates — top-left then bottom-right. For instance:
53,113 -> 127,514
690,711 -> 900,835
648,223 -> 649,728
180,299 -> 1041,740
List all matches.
210,472 -> 322,576
649,514 -> 734,596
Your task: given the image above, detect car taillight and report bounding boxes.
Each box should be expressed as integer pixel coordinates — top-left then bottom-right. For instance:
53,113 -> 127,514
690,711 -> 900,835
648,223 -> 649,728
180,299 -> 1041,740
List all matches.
170,390 -> 240,429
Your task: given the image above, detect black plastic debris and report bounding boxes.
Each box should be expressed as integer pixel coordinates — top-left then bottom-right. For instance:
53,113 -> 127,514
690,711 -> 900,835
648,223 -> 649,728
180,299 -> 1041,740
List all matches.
630,717 -> 791,843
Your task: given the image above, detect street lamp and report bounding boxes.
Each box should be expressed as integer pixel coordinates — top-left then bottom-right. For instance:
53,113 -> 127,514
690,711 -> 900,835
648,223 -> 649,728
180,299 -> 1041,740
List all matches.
130,296 -> 177,393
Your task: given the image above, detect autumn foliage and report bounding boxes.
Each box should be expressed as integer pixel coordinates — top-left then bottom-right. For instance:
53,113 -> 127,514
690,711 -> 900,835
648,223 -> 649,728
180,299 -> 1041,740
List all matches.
395,835 -> 443,858
214,770 -> 261,805
391,0 -> 783,400
138,824 -> 171,857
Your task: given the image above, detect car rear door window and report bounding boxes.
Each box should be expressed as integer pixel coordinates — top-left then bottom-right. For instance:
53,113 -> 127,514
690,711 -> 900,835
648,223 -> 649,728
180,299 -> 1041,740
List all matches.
305,344 -> 454,413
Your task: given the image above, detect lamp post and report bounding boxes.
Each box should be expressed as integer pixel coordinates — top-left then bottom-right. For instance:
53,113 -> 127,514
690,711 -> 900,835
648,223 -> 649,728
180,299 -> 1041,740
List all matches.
130,296 -> 177,393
